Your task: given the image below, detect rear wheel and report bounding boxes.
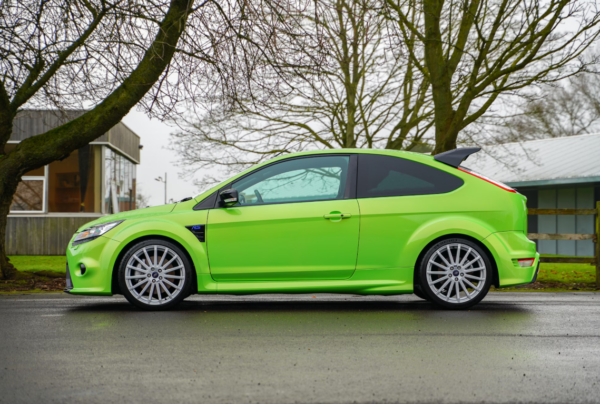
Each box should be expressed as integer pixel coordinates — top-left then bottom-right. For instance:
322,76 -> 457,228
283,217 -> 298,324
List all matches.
118,239 -> 192,310
419,238 -> 492,309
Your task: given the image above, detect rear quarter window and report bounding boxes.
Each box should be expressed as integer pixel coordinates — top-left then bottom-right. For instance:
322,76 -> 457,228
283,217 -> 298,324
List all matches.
357,154 -> 463,198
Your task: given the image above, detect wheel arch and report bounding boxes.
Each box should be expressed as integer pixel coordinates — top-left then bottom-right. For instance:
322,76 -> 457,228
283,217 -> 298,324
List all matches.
412,233 -> 500,290
111,235 -> 198,295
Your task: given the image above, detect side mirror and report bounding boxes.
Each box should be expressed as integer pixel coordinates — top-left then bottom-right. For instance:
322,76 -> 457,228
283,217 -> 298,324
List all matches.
219,188 -> 239,206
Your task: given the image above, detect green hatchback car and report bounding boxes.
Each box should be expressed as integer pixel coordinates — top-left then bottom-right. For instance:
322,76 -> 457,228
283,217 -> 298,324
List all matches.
65,148 -> 539,310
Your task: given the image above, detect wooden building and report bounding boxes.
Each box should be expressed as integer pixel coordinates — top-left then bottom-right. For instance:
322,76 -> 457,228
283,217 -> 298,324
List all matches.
468,134 -> 600,257
6,110 -> 141,255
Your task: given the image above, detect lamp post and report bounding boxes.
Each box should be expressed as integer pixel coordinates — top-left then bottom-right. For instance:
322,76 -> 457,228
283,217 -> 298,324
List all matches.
155,172 -> 167,205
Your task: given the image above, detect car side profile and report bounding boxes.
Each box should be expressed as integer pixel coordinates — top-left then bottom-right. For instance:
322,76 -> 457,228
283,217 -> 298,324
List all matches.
65,148 -> 539,310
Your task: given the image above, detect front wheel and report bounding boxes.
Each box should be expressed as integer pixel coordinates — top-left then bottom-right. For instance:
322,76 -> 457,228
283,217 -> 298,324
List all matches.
118,239 -> 193,310
413,285 -> 430,301
419,238 -> 492,309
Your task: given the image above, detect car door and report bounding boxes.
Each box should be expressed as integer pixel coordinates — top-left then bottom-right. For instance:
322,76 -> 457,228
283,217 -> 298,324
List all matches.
206,155 -> 360,282
355,153 -> 464,270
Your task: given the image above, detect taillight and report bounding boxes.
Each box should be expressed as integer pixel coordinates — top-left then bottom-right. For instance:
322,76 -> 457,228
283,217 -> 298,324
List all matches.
458,167 -> 517,193
517,258 -> 535,267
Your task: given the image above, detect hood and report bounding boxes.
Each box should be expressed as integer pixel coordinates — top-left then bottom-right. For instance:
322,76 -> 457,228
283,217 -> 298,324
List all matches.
76,203 -> 177,232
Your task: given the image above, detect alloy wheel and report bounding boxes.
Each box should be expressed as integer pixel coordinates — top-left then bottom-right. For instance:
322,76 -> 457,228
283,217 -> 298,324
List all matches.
425,243 -> 487,304
124,245 -> 186,306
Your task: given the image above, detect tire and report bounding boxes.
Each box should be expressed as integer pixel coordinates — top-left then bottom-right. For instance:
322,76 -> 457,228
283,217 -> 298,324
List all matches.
118,239 -> 193,310
413,284 -> 430,301
418,238 -> 492,309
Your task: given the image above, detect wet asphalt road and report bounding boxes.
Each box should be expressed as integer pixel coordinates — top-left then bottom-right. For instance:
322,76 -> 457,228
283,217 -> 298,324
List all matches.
0,293 -> 599,404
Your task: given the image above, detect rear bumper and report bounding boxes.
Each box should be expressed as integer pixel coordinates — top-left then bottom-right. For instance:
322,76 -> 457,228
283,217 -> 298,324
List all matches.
530,261 -> 540,283
484,231 -> 539,288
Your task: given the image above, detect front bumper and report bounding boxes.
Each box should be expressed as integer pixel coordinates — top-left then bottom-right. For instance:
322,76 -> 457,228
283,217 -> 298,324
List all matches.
65,263 -> 73,292
65,235 -> 118,296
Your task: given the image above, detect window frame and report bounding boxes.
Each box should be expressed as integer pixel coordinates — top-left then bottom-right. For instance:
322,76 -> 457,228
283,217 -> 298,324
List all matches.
209,154 -> 358,209
103,145 -> 137,214
9,166 -> 48,214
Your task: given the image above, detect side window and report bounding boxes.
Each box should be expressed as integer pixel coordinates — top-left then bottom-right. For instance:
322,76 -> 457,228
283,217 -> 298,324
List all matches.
357,154 -> 463,198
231,156 -> 350,206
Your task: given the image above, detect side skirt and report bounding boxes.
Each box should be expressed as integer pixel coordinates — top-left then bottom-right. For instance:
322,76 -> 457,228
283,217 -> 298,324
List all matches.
197,267 -> 414,295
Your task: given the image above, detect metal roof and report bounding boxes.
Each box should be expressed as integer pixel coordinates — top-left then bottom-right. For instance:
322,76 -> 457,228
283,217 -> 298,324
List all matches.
465,133 -> 600,187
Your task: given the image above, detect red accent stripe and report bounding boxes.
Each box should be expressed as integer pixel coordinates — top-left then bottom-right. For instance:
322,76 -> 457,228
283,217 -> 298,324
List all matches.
458,168 -> 517,193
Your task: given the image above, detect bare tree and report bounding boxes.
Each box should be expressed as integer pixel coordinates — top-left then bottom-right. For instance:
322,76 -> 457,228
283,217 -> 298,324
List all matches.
0,0 -> 259,279
171,0 -> 433,184
474,73 -> 600,143
136,191 -> 151,209
172,0 -> 600,189
384,0 -> 600,154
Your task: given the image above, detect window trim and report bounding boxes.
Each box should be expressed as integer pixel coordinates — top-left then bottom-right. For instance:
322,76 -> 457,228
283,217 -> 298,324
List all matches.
9,166 -> 48,214
101,145 -> 106,214
43,163 -> 49,212
211,154 -> 358,209
8,172 -> 48,215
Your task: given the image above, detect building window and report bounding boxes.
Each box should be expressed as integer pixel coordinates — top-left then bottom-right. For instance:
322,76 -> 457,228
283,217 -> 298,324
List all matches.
9,145 -> 46,213
104,147 -> 136,214
10,179 -> 45,212
47,145 -> 101,213
9,144 -> 137,215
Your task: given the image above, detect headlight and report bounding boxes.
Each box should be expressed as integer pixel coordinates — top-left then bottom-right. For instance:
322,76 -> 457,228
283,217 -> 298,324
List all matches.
72,220 -> 124,245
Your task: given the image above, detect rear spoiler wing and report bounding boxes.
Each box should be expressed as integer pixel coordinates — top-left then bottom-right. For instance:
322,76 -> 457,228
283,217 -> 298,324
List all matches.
433,147 -> 481,168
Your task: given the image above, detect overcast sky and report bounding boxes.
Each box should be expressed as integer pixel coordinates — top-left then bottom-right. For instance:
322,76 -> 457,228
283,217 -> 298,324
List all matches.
122,110 -> 203,207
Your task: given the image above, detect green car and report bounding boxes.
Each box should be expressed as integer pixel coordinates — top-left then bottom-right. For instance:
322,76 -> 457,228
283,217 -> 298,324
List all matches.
65,148 -> 539,310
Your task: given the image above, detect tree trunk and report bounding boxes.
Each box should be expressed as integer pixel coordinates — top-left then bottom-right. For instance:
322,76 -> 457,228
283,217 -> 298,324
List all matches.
431,95 -> 475,155
0,102 -> 18,279
0,173 -> 19,280
0,140 -> 30,280
432,121 -> 459,154
422,0 -> 456,155
0,0 -> 194,280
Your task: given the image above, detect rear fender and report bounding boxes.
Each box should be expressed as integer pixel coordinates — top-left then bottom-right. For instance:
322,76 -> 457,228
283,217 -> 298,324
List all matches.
400,217 -> 499,269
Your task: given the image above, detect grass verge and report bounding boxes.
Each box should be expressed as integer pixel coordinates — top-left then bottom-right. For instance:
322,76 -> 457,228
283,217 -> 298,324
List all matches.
8,255 -> 66,274
0,256 -> 67,293
494,255 -> 598,292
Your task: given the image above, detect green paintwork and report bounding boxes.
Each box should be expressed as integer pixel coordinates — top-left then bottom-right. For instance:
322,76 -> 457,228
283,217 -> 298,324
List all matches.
65,149 -> 539,297
208,199 -> 360,281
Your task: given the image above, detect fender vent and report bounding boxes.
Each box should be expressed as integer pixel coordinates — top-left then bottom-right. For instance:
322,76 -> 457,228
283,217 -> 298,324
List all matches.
185,225 -> 206,242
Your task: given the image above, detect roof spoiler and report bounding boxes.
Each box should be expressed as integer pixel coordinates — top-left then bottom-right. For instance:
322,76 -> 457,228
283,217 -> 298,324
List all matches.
434,147 -> 481,168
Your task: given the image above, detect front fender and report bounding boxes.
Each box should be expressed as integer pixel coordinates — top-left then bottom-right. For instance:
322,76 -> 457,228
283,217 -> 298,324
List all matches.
108,216 -> 210,277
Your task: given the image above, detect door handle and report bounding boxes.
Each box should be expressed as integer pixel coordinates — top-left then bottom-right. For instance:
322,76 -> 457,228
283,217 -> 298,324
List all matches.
323,212 -> 352,220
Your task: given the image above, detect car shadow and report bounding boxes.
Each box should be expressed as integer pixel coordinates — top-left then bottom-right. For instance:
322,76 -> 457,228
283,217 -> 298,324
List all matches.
65,295 -> 530,314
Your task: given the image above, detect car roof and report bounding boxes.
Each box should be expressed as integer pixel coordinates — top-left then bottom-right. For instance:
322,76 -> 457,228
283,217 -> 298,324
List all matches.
265,148 -> 434,164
